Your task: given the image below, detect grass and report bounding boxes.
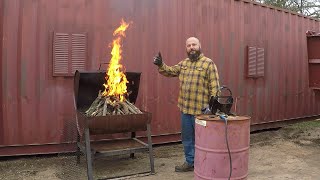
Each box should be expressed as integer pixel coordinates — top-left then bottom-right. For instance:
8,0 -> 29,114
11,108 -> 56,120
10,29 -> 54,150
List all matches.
287,119 -> 320,130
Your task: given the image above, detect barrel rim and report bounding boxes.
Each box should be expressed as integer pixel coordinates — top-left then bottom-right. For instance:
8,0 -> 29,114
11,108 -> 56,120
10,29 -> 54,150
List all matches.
195,115 -> 251,121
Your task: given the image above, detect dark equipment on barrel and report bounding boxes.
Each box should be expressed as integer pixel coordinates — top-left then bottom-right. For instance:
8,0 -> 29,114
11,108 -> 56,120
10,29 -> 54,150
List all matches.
209,86 -> 234,115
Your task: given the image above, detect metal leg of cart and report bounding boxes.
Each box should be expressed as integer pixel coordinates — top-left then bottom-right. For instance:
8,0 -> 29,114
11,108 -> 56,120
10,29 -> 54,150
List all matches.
76,134 -> 81,164
147,124 -> 155,174
84,128 -> 94,180
130,132 -> 136,158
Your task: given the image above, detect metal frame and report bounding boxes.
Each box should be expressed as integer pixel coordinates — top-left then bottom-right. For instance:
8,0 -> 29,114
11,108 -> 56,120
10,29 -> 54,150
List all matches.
76,123 -> 155,180
73,71 -> 154,179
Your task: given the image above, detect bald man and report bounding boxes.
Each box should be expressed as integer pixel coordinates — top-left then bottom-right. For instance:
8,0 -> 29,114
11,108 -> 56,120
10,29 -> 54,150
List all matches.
153,37 -> 220,172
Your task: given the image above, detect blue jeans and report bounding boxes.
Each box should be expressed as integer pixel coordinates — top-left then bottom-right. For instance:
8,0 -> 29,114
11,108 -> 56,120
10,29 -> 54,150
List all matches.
181,112 -> 195,166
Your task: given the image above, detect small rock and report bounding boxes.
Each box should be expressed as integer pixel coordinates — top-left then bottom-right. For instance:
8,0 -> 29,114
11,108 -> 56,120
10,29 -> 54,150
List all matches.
298,140 -> 312,145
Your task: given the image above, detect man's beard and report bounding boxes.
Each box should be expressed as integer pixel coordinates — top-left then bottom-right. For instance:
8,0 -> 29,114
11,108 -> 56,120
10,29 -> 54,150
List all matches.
187,49 -> 201,61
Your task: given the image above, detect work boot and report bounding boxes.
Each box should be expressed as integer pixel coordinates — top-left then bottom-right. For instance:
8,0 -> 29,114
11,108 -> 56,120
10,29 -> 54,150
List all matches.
175,162 -> 194,172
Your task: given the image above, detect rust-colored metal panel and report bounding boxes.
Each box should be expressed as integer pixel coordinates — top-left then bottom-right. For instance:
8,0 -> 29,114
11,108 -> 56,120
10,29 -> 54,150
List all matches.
0,0 -> 4,145
309,64 -> 320,88
0,143 -> 75,157
307,36 -> 320,59
0,0 -> 320,156
307,36 -> 320,89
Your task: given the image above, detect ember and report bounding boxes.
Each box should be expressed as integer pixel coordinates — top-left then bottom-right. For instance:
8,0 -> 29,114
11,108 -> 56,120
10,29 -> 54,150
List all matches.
86,19 -> 142,116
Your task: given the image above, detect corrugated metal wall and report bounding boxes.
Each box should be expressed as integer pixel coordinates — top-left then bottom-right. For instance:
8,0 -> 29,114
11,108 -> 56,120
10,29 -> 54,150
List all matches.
1,0 -> 320,155
0,0 -> 3,146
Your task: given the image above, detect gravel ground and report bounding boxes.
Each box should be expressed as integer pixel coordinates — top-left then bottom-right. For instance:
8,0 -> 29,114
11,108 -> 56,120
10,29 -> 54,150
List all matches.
0,119 -> 319,180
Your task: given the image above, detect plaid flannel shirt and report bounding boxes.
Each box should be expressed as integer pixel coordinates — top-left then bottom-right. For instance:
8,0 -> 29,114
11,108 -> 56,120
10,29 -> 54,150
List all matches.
158,54 -> 220,115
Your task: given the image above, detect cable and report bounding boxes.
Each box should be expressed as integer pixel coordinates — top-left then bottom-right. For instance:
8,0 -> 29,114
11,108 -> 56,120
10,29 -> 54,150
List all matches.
220,115 -> 232,180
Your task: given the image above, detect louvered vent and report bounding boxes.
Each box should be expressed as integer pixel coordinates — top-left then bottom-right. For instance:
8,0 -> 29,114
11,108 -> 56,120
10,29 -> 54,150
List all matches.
72,34 -> 86,72
246,46 -> 265,78
53,32 -> 87,76
256,48 -> 265,76
53,33 -> 69,75
248,47 -> 257,77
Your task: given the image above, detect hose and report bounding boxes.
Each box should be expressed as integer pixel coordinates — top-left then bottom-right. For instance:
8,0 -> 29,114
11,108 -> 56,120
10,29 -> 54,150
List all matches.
219,115 -> 232,180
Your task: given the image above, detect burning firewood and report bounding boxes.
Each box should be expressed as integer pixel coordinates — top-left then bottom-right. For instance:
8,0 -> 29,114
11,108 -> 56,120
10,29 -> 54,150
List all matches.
85,19 -> 140,117
85,91 -> 142,116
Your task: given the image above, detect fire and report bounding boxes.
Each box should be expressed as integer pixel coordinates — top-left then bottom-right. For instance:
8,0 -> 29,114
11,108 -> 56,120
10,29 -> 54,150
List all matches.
102,19 -> 131,101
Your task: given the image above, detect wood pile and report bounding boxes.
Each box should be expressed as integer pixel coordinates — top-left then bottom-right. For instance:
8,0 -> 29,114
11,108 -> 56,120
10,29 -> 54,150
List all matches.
85,91 -> 142,116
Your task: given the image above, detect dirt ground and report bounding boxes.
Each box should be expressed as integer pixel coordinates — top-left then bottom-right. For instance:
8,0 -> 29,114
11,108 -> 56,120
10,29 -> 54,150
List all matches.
0,119 -> 319,180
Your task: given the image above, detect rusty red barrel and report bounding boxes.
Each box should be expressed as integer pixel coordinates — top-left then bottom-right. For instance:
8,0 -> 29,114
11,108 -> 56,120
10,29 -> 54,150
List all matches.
194,115 -> 250,180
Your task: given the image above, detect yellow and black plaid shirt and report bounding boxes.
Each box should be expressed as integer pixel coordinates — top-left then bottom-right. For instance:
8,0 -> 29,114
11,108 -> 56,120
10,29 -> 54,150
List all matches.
158,54 -> 220,115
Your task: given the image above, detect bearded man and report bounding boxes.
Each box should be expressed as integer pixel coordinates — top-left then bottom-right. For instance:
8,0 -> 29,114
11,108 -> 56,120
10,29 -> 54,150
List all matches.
153,37 -> 220,172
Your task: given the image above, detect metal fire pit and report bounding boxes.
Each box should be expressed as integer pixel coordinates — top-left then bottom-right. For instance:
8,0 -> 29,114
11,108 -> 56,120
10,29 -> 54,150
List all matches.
73,70 -> 154,180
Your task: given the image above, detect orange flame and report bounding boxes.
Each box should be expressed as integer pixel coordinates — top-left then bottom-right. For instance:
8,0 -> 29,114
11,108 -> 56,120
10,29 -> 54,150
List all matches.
102,19 -> 131,101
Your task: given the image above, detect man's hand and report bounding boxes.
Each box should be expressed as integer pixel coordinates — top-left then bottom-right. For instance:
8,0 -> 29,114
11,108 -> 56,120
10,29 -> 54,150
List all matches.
153,52 -> 163,66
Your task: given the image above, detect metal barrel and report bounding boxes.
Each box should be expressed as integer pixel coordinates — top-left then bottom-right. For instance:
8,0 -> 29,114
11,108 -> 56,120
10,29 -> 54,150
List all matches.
194,115 -> 250,180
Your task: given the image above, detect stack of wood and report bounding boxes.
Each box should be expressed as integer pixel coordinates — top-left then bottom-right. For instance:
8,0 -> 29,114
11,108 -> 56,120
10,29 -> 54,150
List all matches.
85,91 -> 143,116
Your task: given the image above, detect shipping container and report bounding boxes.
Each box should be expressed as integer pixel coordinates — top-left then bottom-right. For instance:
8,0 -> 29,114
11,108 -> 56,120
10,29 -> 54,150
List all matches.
1,0 -> 320,156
